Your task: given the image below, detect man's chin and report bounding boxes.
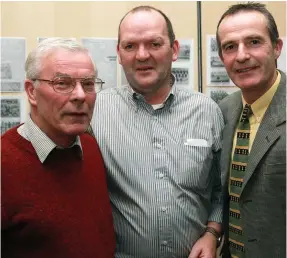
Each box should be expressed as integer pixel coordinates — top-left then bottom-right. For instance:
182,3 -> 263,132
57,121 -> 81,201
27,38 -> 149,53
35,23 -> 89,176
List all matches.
135,78 -> 158,88
62,124 -> 89,136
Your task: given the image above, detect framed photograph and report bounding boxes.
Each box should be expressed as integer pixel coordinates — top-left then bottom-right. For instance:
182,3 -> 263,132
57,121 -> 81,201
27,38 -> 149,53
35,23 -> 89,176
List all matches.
210,56 -> 224,68
206,35 -> 234,86
210,71 -> 230,83
206,87 -> 239,104
1,95 -> 26,134
172,67 -> 189,85
210,37 -> 218,53
178,43 -> 191,61
1,37 -> 26,92
172,39 -> 194,89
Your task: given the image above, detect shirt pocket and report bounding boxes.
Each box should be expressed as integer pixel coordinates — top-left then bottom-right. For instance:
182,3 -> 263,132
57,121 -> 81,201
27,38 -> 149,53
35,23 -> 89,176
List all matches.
176,145 -> 213,190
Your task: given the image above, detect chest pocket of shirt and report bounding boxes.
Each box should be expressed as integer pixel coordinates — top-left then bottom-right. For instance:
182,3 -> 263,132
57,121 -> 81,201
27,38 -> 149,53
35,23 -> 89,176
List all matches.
176,145 -> 213,190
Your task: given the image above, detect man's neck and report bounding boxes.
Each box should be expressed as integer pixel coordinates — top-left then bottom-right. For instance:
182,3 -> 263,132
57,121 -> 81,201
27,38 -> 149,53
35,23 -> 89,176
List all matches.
143,85 -> 171,105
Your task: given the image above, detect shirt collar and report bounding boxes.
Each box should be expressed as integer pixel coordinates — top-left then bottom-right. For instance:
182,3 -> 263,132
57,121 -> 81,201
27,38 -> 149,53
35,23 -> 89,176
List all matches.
20,115 -> 83,163
242,70 -> 281,123
126,74 -> 176,112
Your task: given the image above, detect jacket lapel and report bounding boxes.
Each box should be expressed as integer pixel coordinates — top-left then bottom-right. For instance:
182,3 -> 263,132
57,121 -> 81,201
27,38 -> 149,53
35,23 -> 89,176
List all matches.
222,92 -> 242,187
241,72 -> 286,192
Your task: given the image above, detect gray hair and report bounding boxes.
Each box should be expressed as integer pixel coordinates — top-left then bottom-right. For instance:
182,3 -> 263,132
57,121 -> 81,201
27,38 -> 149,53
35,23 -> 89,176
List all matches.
25,38 -> 96,81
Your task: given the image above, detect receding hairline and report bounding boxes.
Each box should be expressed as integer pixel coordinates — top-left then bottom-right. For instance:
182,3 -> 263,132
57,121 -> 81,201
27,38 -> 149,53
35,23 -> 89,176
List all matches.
217,10 -> 269,42
118,7 -> 171,45
120,9 -> 166,31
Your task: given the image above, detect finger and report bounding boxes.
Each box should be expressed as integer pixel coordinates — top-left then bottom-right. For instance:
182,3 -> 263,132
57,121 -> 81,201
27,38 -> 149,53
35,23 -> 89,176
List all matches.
188,248 -> 200,258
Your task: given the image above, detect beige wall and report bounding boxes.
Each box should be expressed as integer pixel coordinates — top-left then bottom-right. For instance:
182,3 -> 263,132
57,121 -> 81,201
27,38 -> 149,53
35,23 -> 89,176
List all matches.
0,1 -> 197,77
1,1 -> 286,117
0,1 -> 198,119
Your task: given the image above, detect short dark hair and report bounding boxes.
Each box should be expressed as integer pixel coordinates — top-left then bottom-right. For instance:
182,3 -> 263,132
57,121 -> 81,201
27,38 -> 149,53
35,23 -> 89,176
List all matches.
117,5 -> 176,47
216,2 -> 280,58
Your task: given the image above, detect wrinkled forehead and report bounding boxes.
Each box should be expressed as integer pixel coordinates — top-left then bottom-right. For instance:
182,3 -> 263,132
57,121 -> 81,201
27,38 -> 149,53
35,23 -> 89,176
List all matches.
219,10 -> 268,32
40,49 -> 96,77
218,10 -> 269,41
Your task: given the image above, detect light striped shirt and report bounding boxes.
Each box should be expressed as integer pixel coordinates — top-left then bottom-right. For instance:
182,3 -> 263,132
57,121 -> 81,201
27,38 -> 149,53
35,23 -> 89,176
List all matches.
17,115 -> 82,163
94,83 -> 224,258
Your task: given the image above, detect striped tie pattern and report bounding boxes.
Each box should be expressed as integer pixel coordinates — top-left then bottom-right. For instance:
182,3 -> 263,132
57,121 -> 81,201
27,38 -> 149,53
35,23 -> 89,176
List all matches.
229,104 -> 252,258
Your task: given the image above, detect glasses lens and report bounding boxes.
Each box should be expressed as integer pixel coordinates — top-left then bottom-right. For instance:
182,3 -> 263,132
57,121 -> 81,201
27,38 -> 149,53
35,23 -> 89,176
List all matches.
82,78 -> 95,93
53,77 -> 73,93
95,78 -> 103,93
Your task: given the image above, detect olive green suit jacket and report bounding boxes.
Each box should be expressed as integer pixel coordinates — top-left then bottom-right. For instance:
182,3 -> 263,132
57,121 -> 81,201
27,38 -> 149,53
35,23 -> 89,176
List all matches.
219,71 -> 286,258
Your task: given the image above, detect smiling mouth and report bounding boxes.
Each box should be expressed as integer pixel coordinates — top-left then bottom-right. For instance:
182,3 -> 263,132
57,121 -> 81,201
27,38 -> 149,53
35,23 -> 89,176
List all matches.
136,67 -> 153,72
236,67 -> 257,73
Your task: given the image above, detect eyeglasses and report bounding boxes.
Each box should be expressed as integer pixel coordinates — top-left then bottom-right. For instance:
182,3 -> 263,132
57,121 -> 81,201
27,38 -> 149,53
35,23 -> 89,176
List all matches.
32,76 -> 105,94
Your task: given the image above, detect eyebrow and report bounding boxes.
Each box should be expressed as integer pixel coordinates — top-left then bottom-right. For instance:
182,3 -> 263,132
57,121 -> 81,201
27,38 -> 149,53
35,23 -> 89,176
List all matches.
245,35 -> 264,41
121,36 -> 164,45
53,73 -> 96,78
221,41 -> 234,49
222,34 -> 264,47
55,72 -> 70,77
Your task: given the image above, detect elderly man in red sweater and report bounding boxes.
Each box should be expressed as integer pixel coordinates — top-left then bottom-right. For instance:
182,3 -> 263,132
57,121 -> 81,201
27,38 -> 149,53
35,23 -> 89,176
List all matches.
1,38 -> 115,258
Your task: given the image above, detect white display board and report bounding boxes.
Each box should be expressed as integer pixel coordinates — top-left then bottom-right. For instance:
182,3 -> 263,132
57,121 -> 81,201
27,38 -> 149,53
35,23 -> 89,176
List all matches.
1,37 -> 26,92
82,38 -> 118,90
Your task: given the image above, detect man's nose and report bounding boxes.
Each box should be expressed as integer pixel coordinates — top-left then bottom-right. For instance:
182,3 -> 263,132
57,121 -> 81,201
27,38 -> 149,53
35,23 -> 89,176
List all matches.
71,81 -> 86,100
136,45 -> 150,61
236,44 -> 250,63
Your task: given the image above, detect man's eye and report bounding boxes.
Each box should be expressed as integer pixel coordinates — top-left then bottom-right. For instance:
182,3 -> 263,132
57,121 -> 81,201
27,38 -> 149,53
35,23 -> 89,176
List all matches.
124,44 -> 134,50
54,78 -> 71,87
82,80 -> 95,87
151,42 -> 161,48
56,80 -> 67,86
225,45 -> 234,50
251,39 -> 260,45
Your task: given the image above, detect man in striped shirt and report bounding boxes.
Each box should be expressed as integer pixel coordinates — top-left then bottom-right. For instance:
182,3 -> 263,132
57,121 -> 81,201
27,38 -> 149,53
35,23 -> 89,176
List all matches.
94,6 -> 224,258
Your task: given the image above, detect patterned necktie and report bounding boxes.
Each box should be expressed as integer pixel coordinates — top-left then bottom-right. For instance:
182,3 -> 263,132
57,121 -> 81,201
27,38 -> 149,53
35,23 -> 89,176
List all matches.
229,104 -> 252,258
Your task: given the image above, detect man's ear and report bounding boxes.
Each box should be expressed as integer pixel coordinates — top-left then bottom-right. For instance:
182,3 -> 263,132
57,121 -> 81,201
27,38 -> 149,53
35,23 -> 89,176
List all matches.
219,49 -> 224,63
117,44 -> 122,65
172,40 -> 180,62
25,80 -> 37,107
274,38 -> 283,60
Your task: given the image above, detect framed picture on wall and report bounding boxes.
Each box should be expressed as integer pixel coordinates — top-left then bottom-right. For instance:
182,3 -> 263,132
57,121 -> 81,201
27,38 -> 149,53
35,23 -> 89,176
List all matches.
206,86 -> 239,104
172,39 -> 194,89
206,35 -> 234,86
1,95 -> 26,134
1,37 -> 26,92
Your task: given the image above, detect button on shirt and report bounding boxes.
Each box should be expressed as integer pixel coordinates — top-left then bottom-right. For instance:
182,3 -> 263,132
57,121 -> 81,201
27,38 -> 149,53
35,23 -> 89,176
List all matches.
94,83 -> 224,258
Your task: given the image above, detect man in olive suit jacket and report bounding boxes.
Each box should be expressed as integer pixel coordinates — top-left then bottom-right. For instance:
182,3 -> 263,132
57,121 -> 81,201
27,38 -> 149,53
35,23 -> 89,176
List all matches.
216,2 -> 286,258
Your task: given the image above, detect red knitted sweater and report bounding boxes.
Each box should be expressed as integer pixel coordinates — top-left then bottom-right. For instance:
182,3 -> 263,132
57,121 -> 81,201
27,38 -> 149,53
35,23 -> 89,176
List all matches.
1,127 -> 115,258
